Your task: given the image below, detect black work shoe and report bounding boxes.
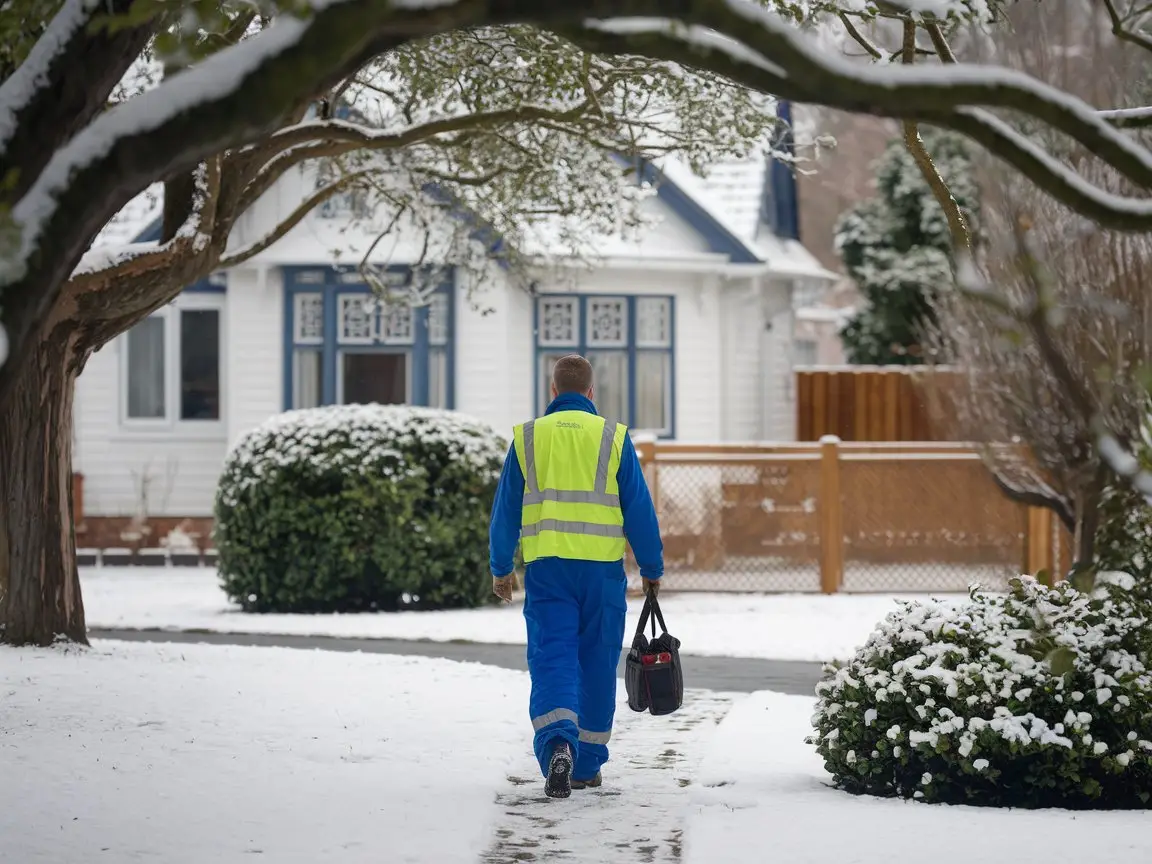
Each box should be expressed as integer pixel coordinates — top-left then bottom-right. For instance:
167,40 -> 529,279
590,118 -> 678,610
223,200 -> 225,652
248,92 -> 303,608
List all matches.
571,772 -> 602,790
544,741 -> 573,799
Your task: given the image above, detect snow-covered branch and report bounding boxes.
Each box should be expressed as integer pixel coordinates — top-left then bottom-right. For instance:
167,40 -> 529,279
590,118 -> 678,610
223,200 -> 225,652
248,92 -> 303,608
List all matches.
576,5 -> 1152,228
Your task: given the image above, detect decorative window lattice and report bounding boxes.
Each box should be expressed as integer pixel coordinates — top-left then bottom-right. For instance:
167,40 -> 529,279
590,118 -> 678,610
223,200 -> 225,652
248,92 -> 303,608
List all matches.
381,305 -> 414,344
539,297 -> 579,346
295,293 -> 324,344
636,297 -> 671,348
338,294 -> 376,343
587,298 -> 627,347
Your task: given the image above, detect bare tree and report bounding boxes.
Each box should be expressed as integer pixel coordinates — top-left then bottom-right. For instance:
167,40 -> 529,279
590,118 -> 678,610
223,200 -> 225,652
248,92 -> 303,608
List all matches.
927,162 -> 1152,566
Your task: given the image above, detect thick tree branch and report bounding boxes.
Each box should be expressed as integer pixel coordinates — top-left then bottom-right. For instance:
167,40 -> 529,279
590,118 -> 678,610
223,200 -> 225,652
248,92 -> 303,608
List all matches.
899,20 -> 971,250
0,0 -> 158,201
568,22 -> 1152,230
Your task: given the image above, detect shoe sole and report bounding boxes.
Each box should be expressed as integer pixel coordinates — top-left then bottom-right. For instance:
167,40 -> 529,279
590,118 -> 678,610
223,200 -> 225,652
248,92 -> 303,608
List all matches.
544,751 -> 573,799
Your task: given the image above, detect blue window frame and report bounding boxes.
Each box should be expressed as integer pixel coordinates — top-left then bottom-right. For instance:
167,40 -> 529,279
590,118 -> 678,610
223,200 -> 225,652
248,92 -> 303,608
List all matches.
534,294 -> 675,437
282,265 -> 455,410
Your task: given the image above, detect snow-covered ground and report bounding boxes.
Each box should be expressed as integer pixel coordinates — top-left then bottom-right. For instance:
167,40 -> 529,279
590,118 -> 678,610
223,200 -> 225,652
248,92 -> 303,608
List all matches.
80,566 -> 964,662
685,691 -> 1152,864
5,641 -> 1146,864
0,641 -> 527,863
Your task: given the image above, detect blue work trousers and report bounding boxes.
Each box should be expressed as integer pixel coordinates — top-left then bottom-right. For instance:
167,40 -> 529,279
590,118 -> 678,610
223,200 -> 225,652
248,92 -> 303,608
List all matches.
523,557 -> 628,781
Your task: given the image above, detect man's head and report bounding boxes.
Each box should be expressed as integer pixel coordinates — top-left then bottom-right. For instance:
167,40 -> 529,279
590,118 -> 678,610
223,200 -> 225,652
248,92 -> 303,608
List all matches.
550,354 -> 594,400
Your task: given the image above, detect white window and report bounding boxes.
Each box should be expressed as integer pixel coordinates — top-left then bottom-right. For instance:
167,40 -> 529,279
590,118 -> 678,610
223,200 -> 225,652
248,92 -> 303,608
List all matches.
587,298 -> 628,347
121,294 -> 225,434
380,304 -> 414,345
535,294 -> 674,436
294,293 -> 324,344
338,294 -> 376,344
539,297 -> 579,347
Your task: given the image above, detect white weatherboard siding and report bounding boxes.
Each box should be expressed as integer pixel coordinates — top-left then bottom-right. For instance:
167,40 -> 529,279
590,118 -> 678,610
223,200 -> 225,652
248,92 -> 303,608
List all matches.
505,280 -> 535,427
720,280 -> 762,441
453,266 -> 519,436
74,340 -> 227,517
234,164 -> 460,268
226,267 -> 283,449
763,285 -> 796,441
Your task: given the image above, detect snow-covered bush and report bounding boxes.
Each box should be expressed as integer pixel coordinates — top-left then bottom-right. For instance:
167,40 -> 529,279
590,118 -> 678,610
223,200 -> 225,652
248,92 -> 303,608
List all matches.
809,577 -> 1152,809
1096,420 -> 1152,601
214,405 -> 506,613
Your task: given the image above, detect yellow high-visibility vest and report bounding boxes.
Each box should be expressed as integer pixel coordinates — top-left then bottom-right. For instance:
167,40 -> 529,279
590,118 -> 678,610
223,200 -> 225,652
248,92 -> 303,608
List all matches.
513,410 -> 628,564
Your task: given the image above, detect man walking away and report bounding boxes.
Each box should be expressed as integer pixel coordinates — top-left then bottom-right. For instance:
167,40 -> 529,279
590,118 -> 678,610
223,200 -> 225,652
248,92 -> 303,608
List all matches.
489,354 -> 664,799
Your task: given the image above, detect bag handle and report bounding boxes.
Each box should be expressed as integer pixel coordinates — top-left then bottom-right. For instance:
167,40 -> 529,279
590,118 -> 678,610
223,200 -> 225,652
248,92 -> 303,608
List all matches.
634,593 -> 669,640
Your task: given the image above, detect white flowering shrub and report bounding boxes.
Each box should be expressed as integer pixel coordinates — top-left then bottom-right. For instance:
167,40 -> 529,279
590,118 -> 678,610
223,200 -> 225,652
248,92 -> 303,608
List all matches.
809,576 -> 1152,808
214,405 -> 506,613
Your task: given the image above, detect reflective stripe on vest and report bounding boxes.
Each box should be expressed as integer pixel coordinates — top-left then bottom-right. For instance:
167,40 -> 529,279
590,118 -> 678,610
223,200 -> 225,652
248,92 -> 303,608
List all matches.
513,411 -> 627,564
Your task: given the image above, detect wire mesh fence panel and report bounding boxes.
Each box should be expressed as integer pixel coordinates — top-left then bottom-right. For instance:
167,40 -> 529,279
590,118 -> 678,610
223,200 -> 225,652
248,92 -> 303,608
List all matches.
635,456 -> 823,592
836,452 -> 1027,593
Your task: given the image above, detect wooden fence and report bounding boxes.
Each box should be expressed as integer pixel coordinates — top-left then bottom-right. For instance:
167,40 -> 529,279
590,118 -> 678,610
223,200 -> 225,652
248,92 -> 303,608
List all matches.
796,367 -> 963,442
634,438 -> 1058,594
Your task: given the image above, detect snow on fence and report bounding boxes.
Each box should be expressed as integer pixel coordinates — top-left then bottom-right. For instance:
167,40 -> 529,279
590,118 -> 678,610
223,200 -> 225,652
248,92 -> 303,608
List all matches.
632,439 -> 1065,594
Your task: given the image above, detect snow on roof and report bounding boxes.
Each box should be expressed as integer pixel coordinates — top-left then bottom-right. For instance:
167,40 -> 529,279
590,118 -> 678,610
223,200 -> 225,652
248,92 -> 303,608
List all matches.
753,231 -> 840,282
657,154 -> 837,282
796,305 -> 855,323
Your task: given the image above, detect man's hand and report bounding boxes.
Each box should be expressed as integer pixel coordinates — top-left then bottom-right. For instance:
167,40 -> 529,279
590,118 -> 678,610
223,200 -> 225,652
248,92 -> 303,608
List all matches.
493,575 -> 515,604
642,577 -> 660,598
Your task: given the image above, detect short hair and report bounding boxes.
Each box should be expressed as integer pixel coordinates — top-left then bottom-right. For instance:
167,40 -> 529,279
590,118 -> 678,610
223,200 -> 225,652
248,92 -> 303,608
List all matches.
552,354 -> 594,395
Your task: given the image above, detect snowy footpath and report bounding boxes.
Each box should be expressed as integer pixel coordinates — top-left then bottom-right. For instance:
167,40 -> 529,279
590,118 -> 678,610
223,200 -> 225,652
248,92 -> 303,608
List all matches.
3,641 -> 1150,863
81,566 -> 957,662
486,692 -> 733,863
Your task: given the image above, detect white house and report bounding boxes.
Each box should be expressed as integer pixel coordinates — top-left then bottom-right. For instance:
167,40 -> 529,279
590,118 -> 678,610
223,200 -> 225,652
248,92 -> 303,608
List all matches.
73,141 -> 834,534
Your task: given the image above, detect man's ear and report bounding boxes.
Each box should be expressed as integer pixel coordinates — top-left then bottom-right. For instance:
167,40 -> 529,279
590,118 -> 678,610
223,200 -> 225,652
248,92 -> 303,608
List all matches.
550,382 -> 558,399
587,385 -> 594,401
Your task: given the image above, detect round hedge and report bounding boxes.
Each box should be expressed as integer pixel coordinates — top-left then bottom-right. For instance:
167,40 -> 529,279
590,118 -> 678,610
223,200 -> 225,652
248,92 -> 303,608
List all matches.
214,405 -> 507,613
809,575 -> 1152,809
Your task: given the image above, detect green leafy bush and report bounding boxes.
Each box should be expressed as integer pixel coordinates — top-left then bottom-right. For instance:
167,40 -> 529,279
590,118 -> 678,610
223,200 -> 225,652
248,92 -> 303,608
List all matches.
214,405 -> 506,613
808,576 -> 1152,809
1095,421 -> 1152,601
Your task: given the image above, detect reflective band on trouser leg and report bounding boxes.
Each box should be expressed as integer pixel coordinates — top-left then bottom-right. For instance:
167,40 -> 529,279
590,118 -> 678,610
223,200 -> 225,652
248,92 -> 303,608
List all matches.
521,520 -> 625,539
578,728 -> 612,745
532,708 -> 579,731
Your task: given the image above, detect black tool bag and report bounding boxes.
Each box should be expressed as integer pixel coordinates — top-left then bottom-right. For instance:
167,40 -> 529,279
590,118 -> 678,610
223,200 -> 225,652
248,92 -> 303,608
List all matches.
625,594 -> 684,716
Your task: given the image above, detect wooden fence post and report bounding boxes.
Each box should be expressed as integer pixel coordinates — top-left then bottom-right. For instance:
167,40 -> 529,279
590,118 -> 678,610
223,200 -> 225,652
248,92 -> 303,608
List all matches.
1025,506 -> 1054,583
819,435 -> 844,594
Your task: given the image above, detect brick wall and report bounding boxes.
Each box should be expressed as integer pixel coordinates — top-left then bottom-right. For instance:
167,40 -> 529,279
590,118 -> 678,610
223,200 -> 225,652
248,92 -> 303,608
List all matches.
76,516 -> 216,551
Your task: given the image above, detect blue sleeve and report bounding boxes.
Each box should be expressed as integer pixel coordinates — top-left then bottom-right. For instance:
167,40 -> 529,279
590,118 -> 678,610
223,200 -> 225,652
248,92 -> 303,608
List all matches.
489,443 -> 524,577
617,435 -> 664,580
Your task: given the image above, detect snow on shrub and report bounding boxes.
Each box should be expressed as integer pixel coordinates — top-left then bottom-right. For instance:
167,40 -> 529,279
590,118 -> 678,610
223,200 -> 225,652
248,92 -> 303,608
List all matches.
214,405 -> 507,613
809,576 -> 1152,809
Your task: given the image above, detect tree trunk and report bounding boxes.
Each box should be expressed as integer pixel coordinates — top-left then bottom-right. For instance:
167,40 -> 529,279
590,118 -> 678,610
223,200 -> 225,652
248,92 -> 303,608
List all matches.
0,327 -> 87,646
1070,465 -> 1109,572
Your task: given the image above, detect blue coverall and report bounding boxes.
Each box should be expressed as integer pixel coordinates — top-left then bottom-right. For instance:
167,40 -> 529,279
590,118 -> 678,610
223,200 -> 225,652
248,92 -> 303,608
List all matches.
489,392 -> 664,781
